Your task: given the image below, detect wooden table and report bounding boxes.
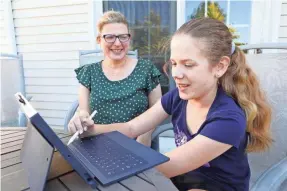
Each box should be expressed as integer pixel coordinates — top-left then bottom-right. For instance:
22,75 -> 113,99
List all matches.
1,127 -> 178,191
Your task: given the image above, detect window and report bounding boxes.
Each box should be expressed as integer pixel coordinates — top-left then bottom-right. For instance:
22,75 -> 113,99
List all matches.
103,1 -> 177,94
229,0 -> 251,44
185,0 -> 252,45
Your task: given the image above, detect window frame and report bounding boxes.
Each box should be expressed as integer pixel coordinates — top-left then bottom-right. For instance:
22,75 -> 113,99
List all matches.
182,0 -> 252,44
89,0 -> 283,47
178,0 -> 283,44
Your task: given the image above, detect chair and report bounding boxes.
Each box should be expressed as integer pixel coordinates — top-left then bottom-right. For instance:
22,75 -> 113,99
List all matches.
63,49 -> 138,131
239,43 -> 287,191
0,53 -> 28,127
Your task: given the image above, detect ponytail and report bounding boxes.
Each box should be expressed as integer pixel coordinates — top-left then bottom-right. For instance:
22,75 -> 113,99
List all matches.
220,47 -> 272,152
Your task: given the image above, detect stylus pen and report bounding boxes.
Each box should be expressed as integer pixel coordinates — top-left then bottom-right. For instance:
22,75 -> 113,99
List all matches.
67,110 -> 97,145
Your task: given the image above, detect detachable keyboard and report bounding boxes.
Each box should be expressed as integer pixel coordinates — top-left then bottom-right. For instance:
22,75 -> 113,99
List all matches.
73,135 -> 148,177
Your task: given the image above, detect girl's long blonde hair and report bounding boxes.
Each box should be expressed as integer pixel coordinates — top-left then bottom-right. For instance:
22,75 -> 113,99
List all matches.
175,18 -> 272,152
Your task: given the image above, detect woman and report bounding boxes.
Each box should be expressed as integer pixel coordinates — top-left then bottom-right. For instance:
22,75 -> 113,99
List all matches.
70,18 -> 272,191
68,10 -> 162,147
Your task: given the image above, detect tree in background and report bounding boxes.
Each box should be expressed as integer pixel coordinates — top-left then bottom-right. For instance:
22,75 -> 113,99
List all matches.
131,10 -> 171,57
130,10 -> 173,89
191,1 -> 226,22
190,1 -> 245,46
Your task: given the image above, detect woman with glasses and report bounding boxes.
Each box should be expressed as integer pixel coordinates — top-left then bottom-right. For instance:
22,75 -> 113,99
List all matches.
68,11 -> 162,147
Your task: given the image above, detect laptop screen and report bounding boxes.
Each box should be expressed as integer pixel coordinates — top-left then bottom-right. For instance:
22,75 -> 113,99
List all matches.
14,92 -> 99,189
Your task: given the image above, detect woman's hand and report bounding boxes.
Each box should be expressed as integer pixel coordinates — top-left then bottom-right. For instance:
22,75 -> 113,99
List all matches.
68,110 -> 94,134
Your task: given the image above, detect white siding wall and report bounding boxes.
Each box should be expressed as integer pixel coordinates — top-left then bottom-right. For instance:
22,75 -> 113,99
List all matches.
12,0 -> 92,129
0,0 -> 9,53
279,0 -> 287,42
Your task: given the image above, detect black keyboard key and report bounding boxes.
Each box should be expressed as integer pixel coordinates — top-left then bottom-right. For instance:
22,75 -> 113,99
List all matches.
73,135 -> 148,178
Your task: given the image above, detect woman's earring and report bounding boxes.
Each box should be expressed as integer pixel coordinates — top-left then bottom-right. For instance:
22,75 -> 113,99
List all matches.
215,74 -> 220,78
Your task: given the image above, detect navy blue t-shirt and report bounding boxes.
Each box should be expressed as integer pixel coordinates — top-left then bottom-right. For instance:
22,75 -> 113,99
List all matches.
161,87 -> 250,191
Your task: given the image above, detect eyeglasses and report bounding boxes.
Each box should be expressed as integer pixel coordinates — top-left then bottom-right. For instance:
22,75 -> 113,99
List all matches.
102,34 -> 131,43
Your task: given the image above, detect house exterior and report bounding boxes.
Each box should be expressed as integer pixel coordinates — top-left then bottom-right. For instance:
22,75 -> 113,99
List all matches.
280,2 -> 287,41
1,0 -> 286,130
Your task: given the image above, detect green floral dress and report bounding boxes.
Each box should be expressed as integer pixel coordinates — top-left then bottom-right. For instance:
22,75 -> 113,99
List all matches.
75,59 -> 161,124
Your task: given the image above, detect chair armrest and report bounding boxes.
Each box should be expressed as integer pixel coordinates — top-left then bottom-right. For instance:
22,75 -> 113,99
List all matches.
64,100 -> 79,132
251,157 -> 287,191
150,123 -> 173,151
18,112 -> 27,127
151,123 -> 173,141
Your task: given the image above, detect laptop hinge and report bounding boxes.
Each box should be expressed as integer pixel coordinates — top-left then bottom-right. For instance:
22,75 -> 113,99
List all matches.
68,144 -> 100,188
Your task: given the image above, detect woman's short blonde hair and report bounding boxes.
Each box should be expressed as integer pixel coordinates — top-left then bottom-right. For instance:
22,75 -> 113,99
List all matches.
97,11 -> 128,33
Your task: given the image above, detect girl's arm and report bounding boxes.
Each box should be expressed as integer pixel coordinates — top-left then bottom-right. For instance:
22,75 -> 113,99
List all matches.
156,134 -> 232,178
84,99 -> 169,138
